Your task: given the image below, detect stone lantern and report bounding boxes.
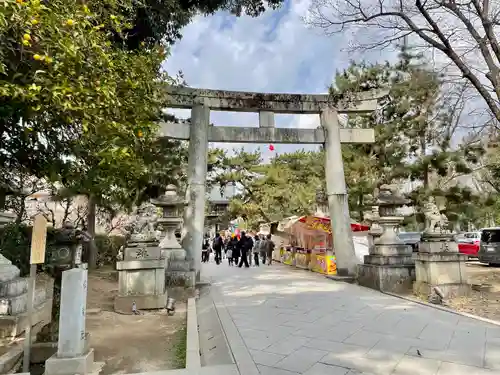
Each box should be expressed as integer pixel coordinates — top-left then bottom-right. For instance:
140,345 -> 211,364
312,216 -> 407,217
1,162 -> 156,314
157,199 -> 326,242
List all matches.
363,192 -> 383,254
151,185 -> 185,257
358,184 -> 415,293
151,185 -> 194,287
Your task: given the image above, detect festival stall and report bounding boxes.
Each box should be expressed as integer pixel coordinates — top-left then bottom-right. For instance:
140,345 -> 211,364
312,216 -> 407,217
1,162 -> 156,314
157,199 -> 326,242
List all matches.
268,216 -> 299,263
280,215 -> 369,276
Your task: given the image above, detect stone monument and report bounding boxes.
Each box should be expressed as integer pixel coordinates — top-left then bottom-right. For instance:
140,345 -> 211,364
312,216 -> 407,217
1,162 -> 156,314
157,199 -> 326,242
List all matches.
44,268 -> 103,375
151,185 -> 194,287
413,197 -> 470,298
357,185 -> 415,293
0,210 -> 53,339
114,204 -> 168,313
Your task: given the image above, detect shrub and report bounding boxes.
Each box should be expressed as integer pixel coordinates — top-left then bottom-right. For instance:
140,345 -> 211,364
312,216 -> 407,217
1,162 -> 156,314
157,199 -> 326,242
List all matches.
0,223 -> 125,274
95,234 -> 126,266
0,223 -> 59,276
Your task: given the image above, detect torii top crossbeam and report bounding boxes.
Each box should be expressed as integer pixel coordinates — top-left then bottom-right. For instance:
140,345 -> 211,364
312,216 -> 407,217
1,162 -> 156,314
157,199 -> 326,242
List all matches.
164,86 -> 387,114
161,86 -> 388,144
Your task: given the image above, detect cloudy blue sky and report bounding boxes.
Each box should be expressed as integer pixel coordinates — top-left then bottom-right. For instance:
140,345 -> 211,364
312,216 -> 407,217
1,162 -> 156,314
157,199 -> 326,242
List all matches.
162,0 -> 392,157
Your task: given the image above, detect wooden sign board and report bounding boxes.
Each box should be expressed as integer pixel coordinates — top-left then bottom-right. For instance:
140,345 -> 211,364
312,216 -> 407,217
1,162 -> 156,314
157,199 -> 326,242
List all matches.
30,215 -> 47,264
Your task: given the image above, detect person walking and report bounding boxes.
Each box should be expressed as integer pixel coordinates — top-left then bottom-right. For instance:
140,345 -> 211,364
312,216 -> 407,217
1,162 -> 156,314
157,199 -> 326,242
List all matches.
237,231 -> 253,268
229,234 -> 239,266
247,233 -> 253,266
213,233 -> 224,265
260,235 -> 268,265
265,234 -> 275,265
202,238 -> 210,263
223,236 -> 229,259
253,235 -> 261,266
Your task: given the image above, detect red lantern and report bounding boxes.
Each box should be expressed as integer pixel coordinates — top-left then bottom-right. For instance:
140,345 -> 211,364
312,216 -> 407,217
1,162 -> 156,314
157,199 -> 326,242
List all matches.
269,144 -> 275,151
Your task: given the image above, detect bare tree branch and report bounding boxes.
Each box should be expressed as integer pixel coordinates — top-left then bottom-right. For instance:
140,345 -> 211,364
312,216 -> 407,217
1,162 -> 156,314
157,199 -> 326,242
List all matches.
306,0 -> 500,122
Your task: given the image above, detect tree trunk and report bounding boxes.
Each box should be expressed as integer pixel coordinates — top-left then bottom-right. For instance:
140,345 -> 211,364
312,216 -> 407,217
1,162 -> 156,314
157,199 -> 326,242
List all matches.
15,196 -> 26,224
0,190 -> 6,210
358,194 -> 364,222
86,195 -> 98,269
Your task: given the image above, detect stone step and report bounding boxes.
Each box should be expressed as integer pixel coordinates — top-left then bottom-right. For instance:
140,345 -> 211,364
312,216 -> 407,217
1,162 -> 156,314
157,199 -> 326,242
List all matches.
370,244 -> 413,257
0,298 -> 52,338
168,260 -> 191,272
0,277 -> 27,299
0,266 -> 20,283
364,254 -> 414,266
1,275 -> 53,316
325,274 -> 356,283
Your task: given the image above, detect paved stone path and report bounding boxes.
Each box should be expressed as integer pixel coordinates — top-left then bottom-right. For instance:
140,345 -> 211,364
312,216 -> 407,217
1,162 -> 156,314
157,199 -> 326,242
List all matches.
203,261 -> 500,375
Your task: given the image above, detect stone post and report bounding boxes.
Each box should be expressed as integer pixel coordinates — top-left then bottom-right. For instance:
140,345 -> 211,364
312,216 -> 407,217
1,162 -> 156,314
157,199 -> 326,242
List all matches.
182,104 -> 210,281
57,269 -> 87,358
321,109 -> 358,276
45,268 -> 102,375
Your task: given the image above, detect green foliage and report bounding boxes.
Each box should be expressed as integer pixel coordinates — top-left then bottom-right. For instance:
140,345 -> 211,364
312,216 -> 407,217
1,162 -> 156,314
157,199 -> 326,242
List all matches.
0,0 -> 170,193
173,327 -> 187,369
94,234 -> 126,266
0,222 -> 126,277
332,47 -> 484,224
114,0 -> 285,49
0,223 -> 33,276
0,222 -> 60,276
216,149 -> 324,229
221,47 -> 487,229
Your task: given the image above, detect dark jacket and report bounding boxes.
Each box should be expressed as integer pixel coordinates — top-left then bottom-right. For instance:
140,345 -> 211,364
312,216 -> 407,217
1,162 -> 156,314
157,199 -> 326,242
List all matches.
202,240 -> 210,251
213,235 -> 223,251
237,235 -> 253,253
228,238 -> 239,257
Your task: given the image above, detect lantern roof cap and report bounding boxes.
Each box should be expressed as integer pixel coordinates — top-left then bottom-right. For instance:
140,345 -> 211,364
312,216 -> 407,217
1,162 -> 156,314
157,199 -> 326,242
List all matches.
151,185 -> 185,207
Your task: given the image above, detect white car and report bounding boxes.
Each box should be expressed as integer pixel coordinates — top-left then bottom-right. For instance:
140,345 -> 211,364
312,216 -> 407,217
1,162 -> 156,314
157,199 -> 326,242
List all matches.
456,231 -> 481,244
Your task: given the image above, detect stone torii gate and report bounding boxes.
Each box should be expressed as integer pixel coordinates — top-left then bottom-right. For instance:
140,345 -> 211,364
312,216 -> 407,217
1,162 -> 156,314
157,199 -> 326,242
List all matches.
160,86 -> 385,280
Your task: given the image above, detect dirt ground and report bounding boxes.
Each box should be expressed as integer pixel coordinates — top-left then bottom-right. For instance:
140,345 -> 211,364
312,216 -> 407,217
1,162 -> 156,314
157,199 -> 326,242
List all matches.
86,267 -> 188,375
444,261 -> 500,322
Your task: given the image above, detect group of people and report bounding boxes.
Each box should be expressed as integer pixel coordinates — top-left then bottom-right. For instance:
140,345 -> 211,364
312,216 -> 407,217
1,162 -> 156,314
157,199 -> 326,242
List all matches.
201,231 -> 275,268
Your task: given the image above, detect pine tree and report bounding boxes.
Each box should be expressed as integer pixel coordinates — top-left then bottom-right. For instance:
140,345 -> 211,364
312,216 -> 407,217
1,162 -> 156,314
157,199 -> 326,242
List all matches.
333,47 -> 483,227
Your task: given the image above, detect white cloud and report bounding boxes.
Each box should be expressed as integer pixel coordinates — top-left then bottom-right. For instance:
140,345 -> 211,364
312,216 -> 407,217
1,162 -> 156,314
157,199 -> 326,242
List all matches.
162,0 -> 392,156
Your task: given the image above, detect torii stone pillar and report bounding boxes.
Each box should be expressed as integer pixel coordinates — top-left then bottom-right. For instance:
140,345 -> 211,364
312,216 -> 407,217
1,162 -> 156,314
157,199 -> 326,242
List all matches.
182,104 -> 209,281
321,109 -> 358,276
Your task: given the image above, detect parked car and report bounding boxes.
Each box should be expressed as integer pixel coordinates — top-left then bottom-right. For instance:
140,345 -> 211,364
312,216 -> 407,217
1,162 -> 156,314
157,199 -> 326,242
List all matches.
457,231 -> 481,257
478,227 -> 500,265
